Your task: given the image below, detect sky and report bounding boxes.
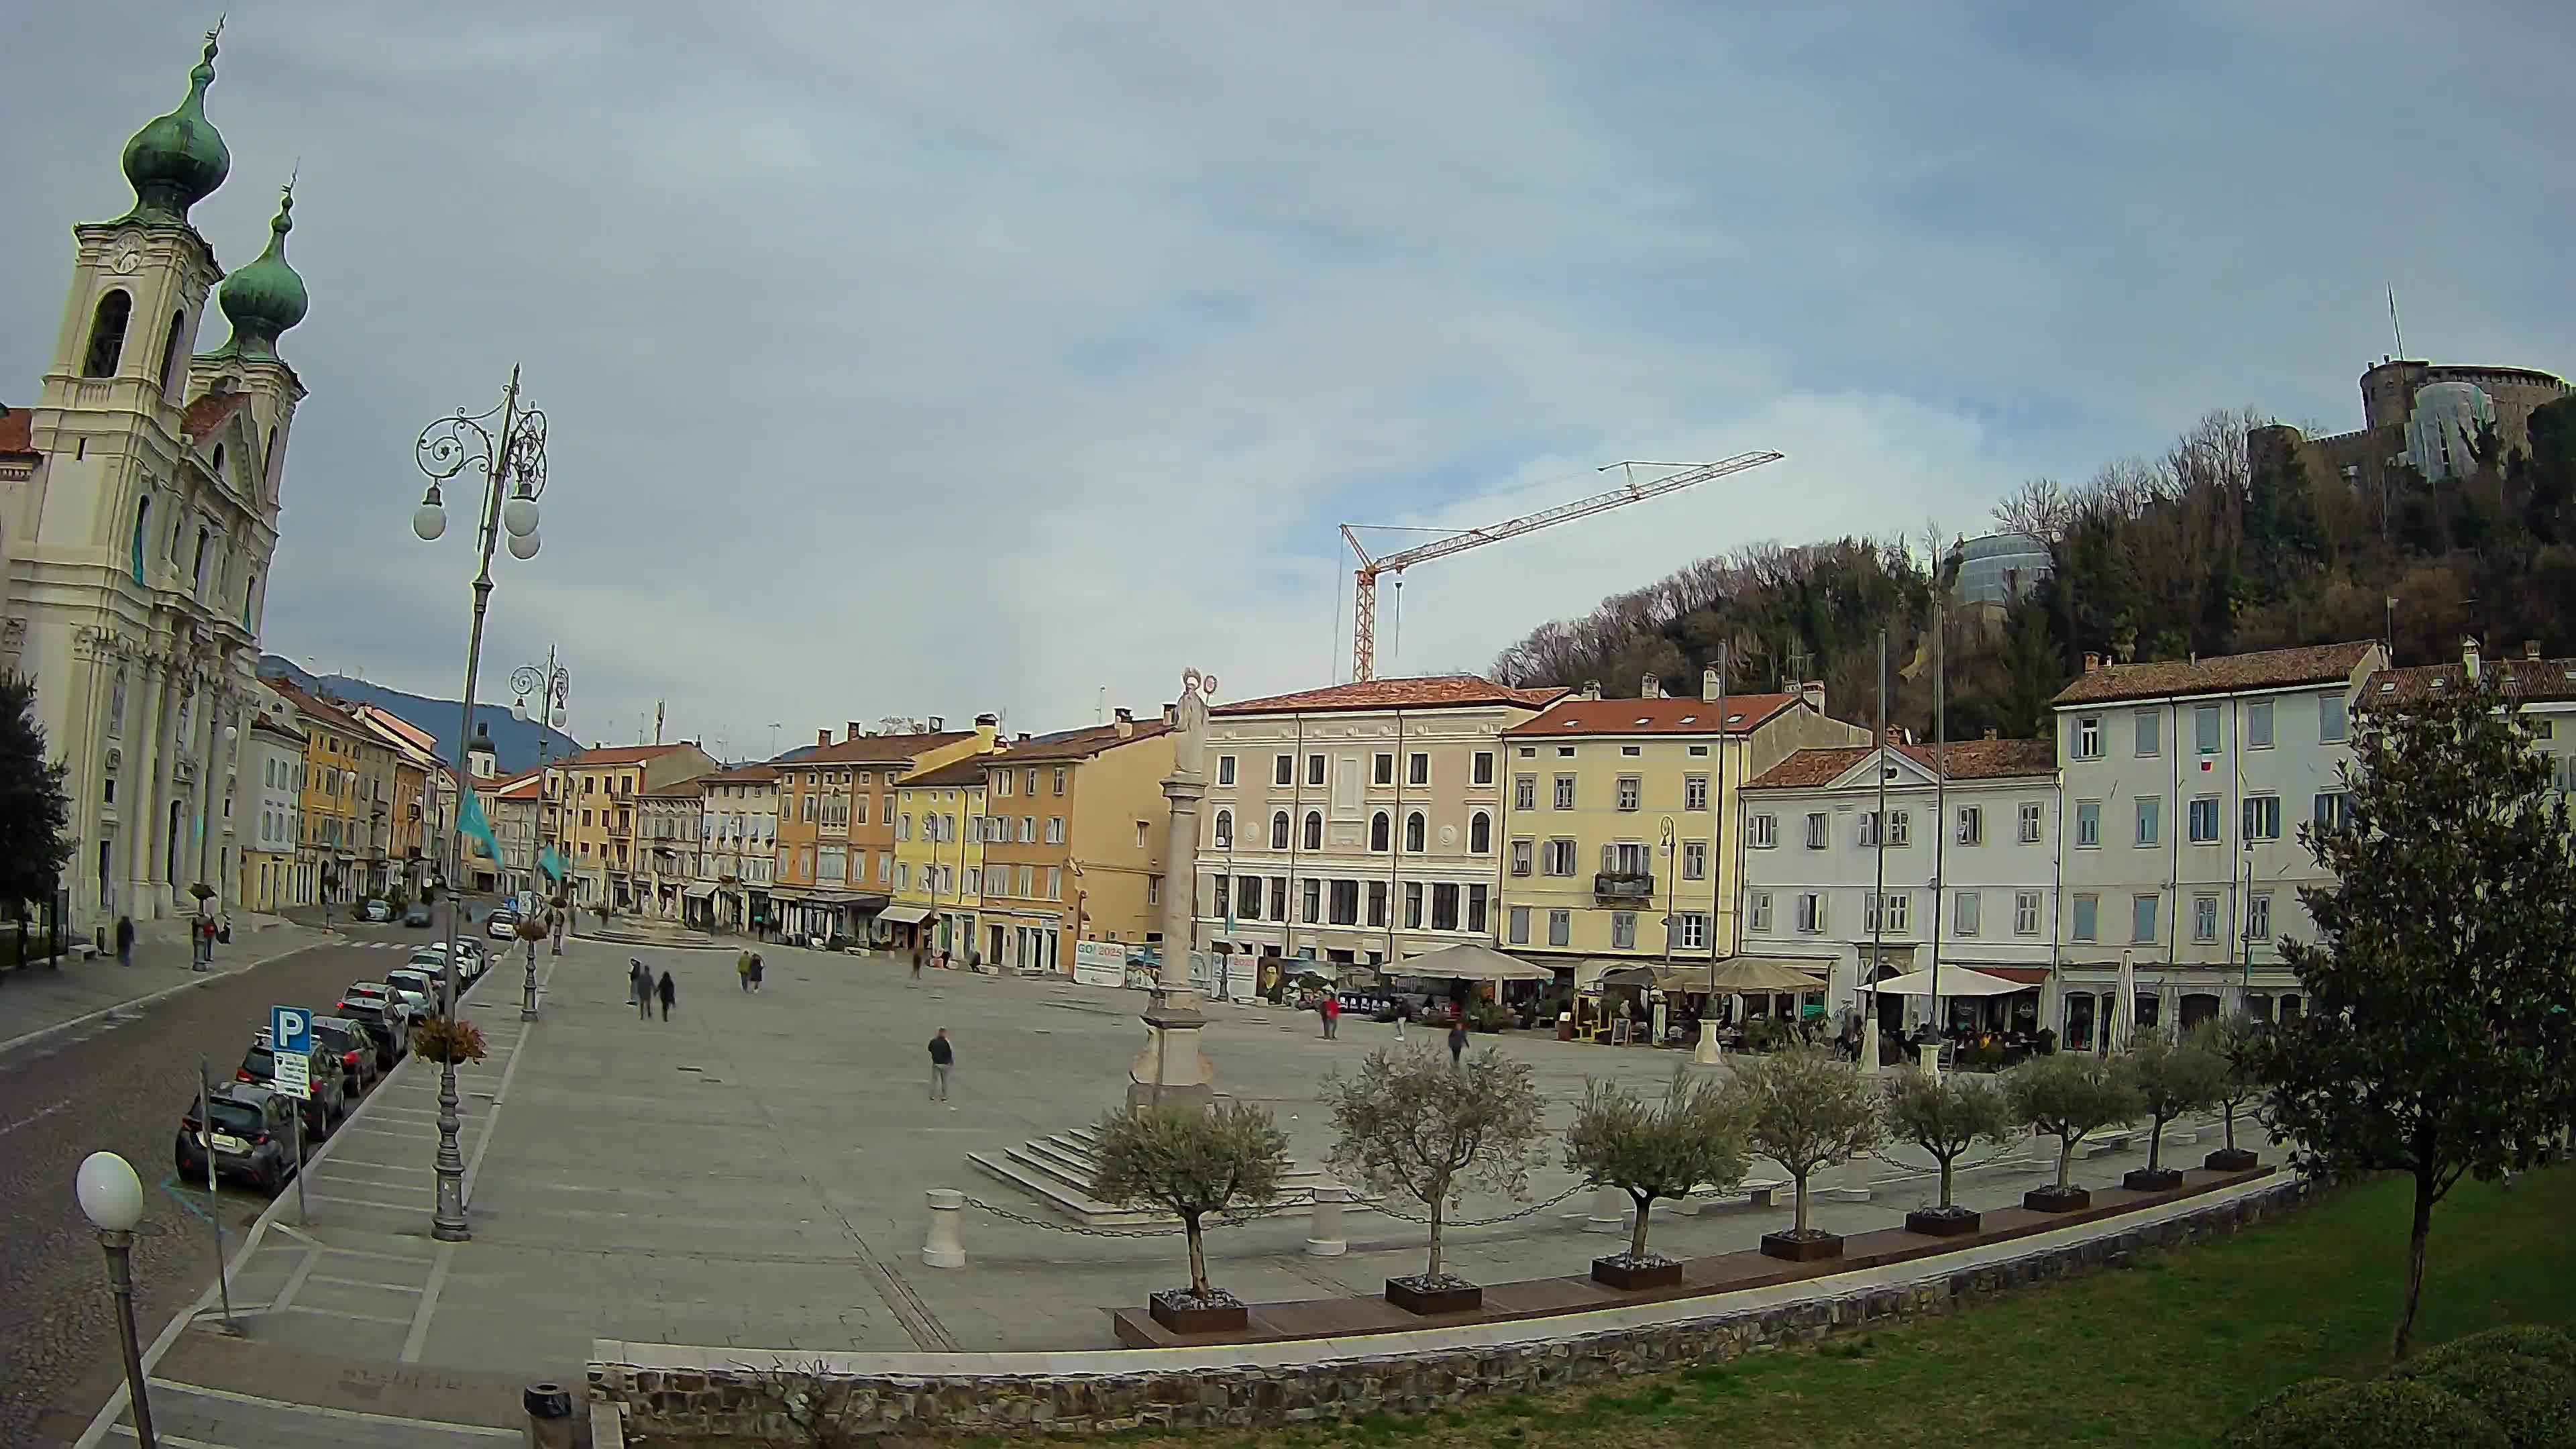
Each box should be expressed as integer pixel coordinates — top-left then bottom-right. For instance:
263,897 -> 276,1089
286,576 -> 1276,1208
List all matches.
7,1 -> 2571,759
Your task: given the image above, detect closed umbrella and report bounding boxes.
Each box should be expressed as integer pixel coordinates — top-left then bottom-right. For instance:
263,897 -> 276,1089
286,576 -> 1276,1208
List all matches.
2114,951 -> 2137,1055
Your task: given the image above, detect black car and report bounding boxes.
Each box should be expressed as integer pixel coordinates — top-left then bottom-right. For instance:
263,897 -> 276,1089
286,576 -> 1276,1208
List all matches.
333,996 -> 410,1071
237,1037 -> 347,1138
403,901 -> 433,927
174,1085 -> 303,1195
309,1016 -> 381,1095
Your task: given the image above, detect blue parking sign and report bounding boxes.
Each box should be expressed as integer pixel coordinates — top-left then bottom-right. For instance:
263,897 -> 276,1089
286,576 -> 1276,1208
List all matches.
271,1005 -> 311,1055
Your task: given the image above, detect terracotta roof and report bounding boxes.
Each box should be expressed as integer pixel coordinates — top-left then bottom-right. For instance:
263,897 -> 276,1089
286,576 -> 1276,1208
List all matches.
990,719 -> 1172,763
263,679 -> 368,737
249,713 -> 306,745
2369,657 -> 2576,705
1503,694 -> 1799,738
492,770 -> 545,799
0,406 -> 36,458
702,763 -> 778,784
180,392 -> 250,441
641,777 -> 708,798
902,758 -> 993,789
559,743 -> 693,767
1746,737 -> 2058,791
1214,676 -> 1566,716
782,731 -> 974,767
2051,642 -> 2379,706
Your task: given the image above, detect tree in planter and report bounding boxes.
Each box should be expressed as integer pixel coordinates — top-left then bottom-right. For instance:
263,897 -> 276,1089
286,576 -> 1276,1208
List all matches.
1732,1044 -> 1883,1255
0,673 -> 74,949
2009,1051 -> 2142,1205
2260,671 -> 2576,1361
1325,1045 -> 1546,1303
2122,1028 -> 2227,1188
411,1015 -> 488,1065
1562,1069 -> 1751,1281
2199,1016 -> 2267,1169
1882,1069 -> 2016,1232
1087,1101 -> 1289,1315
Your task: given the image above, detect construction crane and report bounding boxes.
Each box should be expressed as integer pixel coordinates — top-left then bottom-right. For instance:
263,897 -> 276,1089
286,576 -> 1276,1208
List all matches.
1340,451 -> 1784,681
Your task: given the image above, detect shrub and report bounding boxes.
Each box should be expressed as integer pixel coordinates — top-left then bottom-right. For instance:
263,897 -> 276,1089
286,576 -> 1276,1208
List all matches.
2222,1377 -> 2507,1449
1469,1000 -> 1514,1033
2413,1326 -> 2576,1377
2398,1350 -> 2576,1448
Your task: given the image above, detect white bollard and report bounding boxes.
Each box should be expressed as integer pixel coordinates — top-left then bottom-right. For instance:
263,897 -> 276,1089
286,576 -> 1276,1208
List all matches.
922,1188 -> 967,1269
1305,1185 -> 1351,1256
1584,1184 -> 1627,1234
1695,1020 -> 1722,1066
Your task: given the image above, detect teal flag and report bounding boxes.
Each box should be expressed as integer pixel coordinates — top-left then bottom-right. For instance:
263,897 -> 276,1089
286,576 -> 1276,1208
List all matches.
537,845 -> 566,881
457,779 -> 503,868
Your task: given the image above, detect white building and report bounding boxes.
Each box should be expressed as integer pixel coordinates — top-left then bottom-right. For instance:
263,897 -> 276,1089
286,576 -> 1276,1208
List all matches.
238,712 -> 303,912
696,763 -> 778,933
1,32 -> 311,934
1194,676 -> 1564,971
1739,737 -> 2061,1033
2050,641 -> 2385,1046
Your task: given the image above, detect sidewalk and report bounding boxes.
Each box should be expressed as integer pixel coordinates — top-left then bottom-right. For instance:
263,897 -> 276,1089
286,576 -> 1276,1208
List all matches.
0,918 -> 333,1058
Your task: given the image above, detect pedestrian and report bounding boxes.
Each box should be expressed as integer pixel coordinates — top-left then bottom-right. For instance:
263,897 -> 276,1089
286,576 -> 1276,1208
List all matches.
748,954 -> 763,994
910,949 -> 923,984
1320,993 -> 1339,1040
927,1028 -> 953,1101
737,949 -> 754,993
656,969 -> 676,1022
115,915 -> 135,967
1448,1018 -> 1468,1067
633,960 -> 653,1021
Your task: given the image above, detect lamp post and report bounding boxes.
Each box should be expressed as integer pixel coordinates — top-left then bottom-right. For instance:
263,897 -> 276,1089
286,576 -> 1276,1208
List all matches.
411,366 -> 550,1242
76,1151 -> 156,1449
511,650 -> 570,1016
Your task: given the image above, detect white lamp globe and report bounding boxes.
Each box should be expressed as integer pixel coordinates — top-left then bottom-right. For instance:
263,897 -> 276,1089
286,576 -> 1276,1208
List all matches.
502,494 -> 539,538
506,529 -> 541,561
76,1150 -> 144,1232
412,501 -> 447,542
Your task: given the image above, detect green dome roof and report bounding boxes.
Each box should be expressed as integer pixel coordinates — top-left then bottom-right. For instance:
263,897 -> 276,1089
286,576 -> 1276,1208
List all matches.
211,185 -> 307,361
119,28 -> 229,227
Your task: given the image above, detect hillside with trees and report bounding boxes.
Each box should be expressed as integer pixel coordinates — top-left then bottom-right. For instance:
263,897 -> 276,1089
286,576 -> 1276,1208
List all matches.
1490,394 -> 2576,740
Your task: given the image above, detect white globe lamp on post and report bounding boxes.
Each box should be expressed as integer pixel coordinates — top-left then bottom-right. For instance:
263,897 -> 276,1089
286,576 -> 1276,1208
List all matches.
76,1151 -> 156,1449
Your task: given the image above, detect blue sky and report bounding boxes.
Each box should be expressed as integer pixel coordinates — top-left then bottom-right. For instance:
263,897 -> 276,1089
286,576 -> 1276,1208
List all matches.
4,1 -> 2569,753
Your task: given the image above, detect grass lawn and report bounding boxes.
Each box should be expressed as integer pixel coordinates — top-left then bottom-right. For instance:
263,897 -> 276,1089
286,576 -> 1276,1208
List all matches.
1104,1167 -> 2575,1449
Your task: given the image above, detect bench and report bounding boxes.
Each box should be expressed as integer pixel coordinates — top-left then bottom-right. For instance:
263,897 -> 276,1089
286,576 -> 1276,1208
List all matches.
1670,1176 -> 1788,1215
2078,1130 -> 2138,1159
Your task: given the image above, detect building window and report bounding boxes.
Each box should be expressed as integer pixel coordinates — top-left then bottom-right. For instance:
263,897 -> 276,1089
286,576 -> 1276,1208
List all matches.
1684,774 -> 1709,810
1306,753 -> 1326,787
1507,906 -> 1530,945
1513,775 -> 1536,810
1542,838 -> 1576,875
1052,767 -> 1067,795
1681,840 -> 1707,880
1403,812 -> 1424,851
2135,710 -> 2161,757
2243,795 -> 2282,842
1403,881 -> 1423,928
1370,812 -> 1390,851
1617,776 -> 1641,812
1956,806 -> 1982,845
2247,700 -> 2275,749
1274,754 -> 1293,786
1955,890 -> 1981,936
1147,876 -> 1161,906
1472,751 -> 1494,786
1303,878 -> 1322,923
2072,893 -> 2099,942
1468,812 -> 1491,853
2313,790 -> 2349,830
2135,796 -> 2160,847
1866,891 -> 1910,934
1046,816 -> 1065,844
2075,800 -> 2100,848
1408,752 -> 1430,786
2195,704 -> 2221,755
1466,883 -> 1488,934
1748,891 -> 1773,932
83,289 -> 133,377
1510,839 -> 1533,876
1217,755 -> 1236,786
1746,813 -> 1776,848
1328,879 -> 1358,925
2188,796 -> 2220,844
1240,875 -> 1263,918
1372,752 -> 1394,786
2247,891 -> 2273,945
1790,891 -> 1829,934
1303,810 -> 1324,850
1553,775 -> 1576,810
1609,910 -> 1636,949
1270,876 -> 1288,922
1367,879 -> 1387,927
1862,810 -> 1911,847
2015,890 -> 2041,936
2193,894 -> 2219,943
1214,810 -> 1232,848
1806,812 -> 1830,849
1547,909 -> 1570,947
1271,811 -> 1289,849
1213,875 -> 1233,921
2320,694 -> 2348,744
2074,715 -> 2102,759
2132,893 -> 2159,943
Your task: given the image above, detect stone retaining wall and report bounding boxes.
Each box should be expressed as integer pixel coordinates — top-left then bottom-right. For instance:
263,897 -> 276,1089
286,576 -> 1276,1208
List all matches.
594,1179 -> 2310,1442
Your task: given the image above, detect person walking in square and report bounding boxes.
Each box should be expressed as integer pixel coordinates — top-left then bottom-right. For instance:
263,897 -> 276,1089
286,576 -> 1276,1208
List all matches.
656,969 -> 677,1022
115,915 -> 134,967
910,948 -> 923,984
928,1028 -> 954,1101
1320,992 -> 1339,1040
748,953 -> 763,994
632,959 -> 653,1021
1448,1018 -> 1468,1067
737,949 -> 753,993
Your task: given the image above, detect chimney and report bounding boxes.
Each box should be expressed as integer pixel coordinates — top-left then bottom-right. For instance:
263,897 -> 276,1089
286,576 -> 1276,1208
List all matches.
1641,672 -> 1662,699
1799,680 -> 1825,714
1162,703 -> 1177,727
1581,680 -> 1602,701
2082,651 -> 2102,674
847,721 -> 863,741
816,728 -> 831,748
1114,706 -> 1134,738
928,716 -> 945,731
1701,666 -> 1720,702
2526,639 -> 2543,661
1016,733 -> 1032,745
974,712 -> 1000,749
2463,636 -> 2482,682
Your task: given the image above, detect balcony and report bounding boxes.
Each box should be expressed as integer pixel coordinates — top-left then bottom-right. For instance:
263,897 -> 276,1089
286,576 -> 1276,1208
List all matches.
607,823 -> 631,839
1593,871 -> 1656,902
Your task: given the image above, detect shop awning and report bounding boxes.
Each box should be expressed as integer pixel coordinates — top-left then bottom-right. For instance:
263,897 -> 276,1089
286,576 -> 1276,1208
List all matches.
1866,966 -> 2027,998
1694,955 -> 1832,994
682,881 -> 718,900
1385,942 -> 1554,982
877,904 -> 934,925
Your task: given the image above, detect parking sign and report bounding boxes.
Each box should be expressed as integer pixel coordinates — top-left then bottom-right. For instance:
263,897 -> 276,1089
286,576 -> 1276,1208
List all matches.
272,1006 -> 313,1098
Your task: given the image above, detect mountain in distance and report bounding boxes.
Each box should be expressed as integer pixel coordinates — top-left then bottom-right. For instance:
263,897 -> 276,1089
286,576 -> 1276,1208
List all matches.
256,655 -> 580,775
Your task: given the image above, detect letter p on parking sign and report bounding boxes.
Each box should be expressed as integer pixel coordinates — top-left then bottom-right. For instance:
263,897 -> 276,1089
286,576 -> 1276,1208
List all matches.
272,1006 -> 311,1055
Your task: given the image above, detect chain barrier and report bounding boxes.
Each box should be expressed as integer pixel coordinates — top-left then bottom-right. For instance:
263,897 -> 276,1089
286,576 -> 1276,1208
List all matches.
959,1195 -> 1305,1238
1368,1182 -> 1585,1227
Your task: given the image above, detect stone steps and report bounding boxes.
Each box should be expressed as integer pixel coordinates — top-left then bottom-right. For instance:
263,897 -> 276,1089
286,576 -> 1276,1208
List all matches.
968,1123 -> 1348,1228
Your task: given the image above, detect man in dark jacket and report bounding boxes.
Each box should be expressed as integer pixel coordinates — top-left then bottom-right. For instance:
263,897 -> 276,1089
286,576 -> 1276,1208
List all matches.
115,916 -> 135,967
928,1028 -> 953,1101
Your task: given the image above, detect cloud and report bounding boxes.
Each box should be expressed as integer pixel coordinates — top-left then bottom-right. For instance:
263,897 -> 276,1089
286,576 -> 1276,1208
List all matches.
4,1 -> 2569,754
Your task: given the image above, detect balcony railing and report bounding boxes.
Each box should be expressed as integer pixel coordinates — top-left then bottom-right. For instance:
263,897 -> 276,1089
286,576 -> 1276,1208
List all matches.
607,824 -> 631,838
1593,871 -> 1656,901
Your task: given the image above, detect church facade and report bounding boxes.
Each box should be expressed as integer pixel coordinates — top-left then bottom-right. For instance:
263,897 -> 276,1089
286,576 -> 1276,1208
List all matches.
0,27 -> 313,933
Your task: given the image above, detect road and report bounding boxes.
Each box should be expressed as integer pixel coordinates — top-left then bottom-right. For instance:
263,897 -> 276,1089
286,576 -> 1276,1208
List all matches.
0,920 -> 502,1449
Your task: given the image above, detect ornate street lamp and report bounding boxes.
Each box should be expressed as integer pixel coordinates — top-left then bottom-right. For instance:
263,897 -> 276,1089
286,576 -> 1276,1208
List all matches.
76,1151 -> 155,1449
409,367 -> 549,1242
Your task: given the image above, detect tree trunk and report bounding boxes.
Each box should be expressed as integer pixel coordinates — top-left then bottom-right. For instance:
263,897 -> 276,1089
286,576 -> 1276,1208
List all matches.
1184,1214 -> 1210,1299
1792,1174 -> 1811,1234
1937,1155 -> 1956,1210
1629,1192 -> 1653,1258
2394,1169 -> 2434,1361
2056,1136 -> 2076,1190
2222,1105 -> 2238,1152
2147,1115 -> 2166,1173
1426,1199 -> 1446,1280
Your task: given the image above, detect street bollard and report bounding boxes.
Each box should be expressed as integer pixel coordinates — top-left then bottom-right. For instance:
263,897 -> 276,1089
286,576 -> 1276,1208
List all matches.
1695,1019 -> 1723,1066
523,1383 -> 574,1449
922,1188 -> 966,1269
1304,1185 -> 1351,1257
1583,1184 -> 1627,1234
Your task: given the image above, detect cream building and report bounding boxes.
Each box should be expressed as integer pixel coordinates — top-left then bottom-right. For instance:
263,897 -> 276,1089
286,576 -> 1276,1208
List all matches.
691,763 -> 777,933
238,710 -> 304,912
637,775 -> 706,918
1193,676 -> 1564,971
2,32 -> 313,932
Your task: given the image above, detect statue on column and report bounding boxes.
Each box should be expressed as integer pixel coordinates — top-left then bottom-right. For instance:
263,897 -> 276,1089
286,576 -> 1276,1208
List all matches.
1171,668 -> 1217,779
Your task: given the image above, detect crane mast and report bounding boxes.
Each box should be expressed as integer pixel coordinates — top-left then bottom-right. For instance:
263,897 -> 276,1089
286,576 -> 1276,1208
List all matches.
1342,451 -> 1783,681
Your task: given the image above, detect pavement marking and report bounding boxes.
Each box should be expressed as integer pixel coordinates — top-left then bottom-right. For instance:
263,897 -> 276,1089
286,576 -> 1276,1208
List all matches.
309,1273 -> 425,1293
322,1157 -> 436,1173
145,1379 -> 519,1437
268,1246 -> 324,1313
109,1426 -> 236,1449
320,1243 -> 437,1266
400,1242 -> 455,1363
280,1302 -> 417,1327
0,1098 -> 70,1136
310,1192 -> 424,1212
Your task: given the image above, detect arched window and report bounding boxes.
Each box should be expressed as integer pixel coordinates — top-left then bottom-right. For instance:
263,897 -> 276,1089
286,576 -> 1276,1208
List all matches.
128,496 -> 150,584
1405,811 -> 1426,852
156,312 -> 187,398
1213,810 -> 1232,849
1270,811 -> 1289,850
83,290 -> 132,377
1469,811 -> 1492,854
1302,810 -> 1323,851
193,527 -> 210,594
211,443 -> 225,480
1369,812 -> 1390,852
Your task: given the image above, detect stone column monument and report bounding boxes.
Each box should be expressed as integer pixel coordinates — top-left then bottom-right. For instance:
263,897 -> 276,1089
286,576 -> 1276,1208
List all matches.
1128,669 -> 1218,1112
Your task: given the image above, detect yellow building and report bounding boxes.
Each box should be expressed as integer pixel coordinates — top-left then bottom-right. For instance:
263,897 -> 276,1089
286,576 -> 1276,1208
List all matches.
977,710 -> 1173,974
239,712 -> 306,913
263,680 -> 388,908
886,756 -> 991,957
539,743 -> 717,910
1496,672 -> 1865,977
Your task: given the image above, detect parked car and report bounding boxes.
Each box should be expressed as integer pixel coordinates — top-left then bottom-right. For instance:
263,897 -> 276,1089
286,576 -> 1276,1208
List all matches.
174,1085 -> 305,1195
362,898 -> 394,922
402,901 -> 433,927
405,944 -> 484,989
357,974 -> 430,1016
456,939 -> 488,980
385,967 -> 447,1013
486,910 -> 521,941
239,1032 -> 347,1138
309,1016 -> 381,1095
333,996 -> 408,1070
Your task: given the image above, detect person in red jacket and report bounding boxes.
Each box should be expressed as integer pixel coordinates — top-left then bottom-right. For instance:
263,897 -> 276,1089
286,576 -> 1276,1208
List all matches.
1319,991 -> 1340,1040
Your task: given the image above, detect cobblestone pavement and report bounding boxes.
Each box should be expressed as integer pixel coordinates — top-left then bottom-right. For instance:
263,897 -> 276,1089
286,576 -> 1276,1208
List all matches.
0,920 -> 493,1449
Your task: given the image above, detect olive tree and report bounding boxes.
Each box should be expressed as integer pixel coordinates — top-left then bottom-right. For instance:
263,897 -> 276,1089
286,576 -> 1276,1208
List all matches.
1088,1101 -> 1289,1305
2008,1051 -> 2143,1193
2200,1016 -> 2267,1161
1882,1069 -> 2015,1213
1731,1044 -> 1884,1236
1562,1068 -> 1751,1263
1326,1046 -> 1546,1285
2127,1029 -> 2226,1175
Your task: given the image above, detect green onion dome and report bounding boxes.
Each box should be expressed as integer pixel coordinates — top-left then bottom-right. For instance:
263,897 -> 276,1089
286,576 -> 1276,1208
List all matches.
119,29 -> 230,227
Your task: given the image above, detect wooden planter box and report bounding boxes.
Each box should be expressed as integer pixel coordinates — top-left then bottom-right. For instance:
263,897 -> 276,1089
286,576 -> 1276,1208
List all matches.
2204,1148 -> 2260,1173
1759,1230 -> 1844,1263
1904,1207 -> 1982,1237
1590,1254 -> 1684,1291
1147,1290 -> 1247,1335
2122,1167 -> 2185,1192
2023,1184 -> 2092,1213
1384,1277 -> 1483,1316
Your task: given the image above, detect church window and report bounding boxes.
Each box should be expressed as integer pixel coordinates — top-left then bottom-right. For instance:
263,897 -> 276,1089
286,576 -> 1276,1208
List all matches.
193,528 -> 211,594
83,290 -> 131,377
212,444 -> 225,480
129,498 -> 150,584
156,312 -> 186,398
